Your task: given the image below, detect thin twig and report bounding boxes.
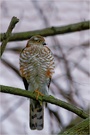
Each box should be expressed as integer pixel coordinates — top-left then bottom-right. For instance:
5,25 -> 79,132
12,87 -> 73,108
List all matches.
0,16 -> 19,57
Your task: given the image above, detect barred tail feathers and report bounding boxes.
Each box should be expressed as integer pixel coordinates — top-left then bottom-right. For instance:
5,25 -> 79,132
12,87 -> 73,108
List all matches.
29,100 -> 44,130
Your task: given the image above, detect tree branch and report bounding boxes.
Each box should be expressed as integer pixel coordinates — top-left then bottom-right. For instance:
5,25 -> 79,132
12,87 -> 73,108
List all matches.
0,20 -> 89,42
0,16 -> 19,57
60,117 -> 89,135
0,85 -> 88,119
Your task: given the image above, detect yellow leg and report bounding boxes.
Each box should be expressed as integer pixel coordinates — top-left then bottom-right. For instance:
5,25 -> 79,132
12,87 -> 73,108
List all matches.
34,89 -> 44,100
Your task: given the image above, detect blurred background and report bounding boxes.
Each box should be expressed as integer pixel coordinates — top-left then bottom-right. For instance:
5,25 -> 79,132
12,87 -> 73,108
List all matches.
0,0 -> 90,134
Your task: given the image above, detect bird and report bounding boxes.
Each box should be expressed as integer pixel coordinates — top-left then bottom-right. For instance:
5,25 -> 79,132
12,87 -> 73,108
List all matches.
19,35 -> 55,130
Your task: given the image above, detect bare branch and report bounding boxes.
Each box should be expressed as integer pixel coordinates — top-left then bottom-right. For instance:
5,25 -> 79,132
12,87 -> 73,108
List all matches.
0,16 -> 19,57
0,85 -> 88,119
0,21 -> 89,42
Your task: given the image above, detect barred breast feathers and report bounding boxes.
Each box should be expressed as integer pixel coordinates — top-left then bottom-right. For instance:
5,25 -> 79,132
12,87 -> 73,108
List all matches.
20,45 -> 55,80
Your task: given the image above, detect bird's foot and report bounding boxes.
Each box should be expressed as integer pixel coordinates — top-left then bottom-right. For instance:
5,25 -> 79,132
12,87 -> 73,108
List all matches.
34,89 -> 44,100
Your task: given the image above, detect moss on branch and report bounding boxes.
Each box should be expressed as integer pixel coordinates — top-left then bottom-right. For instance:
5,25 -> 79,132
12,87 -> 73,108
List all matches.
60,117 -> 89,135
0,85 -> 88,119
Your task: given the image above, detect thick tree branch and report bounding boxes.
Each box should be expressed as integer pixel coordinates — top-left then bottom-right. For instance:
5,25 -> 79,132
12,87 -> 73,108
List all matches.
60,117 -> 89,135
0,16 -> 19,57
0,20 -> 89,42
0,85 -> 88,119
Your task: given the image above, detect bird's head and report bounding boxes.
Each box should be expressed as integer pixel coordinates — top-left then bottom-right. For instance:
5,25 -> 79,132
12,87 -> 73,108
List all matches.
26,35 -> 46,47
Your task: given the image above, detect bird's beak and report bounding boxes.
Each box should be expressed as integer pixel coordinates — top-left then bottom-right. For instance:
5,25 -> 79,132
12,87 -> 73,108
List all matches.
43,42 -> 47,45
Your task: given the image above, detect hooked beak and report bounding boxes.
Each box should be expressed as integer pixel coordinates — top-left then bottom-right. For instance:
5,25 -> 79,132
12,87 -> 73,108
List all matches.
43,42 -> 47,45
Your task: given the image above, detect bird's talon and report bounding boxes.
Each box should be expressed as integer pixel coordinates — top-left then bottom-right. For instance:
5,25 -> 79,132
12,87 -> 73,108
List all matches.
34,89 -> 44,100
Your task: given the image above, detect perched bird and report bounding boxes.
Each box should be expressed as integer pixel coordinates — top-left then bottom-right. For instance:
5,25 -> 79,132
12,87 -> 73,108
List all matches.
19,35 -> 55,130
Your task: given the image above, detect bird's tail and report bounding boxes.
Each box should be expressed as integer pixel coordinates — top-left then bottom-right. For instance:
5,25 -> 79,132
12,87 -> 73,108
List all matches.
29,100 -> 44,130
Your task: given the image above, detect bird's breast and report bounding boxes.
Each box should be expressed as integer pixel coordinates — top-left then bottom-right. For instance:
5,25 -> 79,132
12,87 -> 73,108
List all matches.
20,45 -> 54,84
